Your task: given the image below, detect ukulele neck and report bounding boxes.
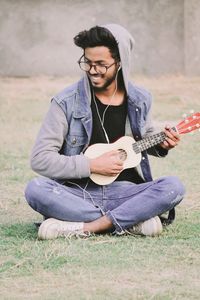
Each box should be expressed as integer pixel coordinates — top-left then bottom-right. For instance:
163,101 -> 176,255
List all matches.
132,127 -> 177,154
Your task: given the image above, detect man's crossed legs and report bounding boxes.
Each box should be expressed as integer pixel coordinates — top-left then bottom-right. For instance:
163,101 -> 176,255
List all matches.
25,176 -> 185,239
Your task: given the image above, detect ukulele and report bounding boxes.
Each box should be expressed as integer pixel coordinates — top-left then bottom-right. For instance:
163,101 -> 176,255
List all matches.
85,112 -> 200,185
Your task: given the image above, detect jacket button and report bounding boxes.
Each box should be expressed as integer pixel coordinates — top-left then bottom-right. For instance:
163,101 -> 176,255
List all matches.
135,108 -> 139,112
72,138 -> 77,145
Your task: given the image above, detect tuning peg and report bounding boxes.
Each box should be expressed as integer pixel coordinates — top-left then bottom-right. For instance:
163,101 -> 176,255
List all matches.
182,110 -> 195,119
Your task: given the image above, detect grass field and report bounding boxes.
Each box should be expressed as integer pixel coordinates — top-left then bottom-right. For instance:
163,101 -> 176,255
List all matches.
0,76 -> 200,299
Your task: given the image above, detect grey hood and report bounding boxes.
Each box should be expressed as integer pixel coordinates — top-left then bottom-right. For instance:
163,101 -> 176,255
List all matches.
102,24 -> 134,93
83,24 -> 135,99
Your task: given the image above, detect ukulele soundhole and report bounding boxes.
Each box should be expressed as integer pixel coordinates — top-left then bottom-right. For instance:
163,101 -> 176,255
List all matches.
118,149 -> 127,161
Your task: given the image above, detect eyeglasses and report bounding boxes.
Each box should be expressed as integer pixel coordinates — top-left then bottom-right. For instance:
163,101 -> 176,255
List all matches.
78,55 -> 117,75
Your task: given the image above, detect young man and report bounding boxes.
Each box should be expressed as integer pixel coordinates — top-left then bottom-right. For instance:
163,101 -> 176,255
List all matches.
25,24 -> 185,239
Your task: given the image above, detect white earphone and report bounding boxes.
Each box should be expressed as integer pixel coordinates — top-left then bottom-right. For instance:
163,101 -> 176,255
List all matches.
117,63 -> 122,71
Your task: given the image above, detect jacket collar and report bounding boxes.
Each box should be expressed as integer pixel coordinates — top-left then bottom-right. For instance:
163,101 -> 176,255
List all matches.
73,77 -> 92,118
73,78 -> 144,118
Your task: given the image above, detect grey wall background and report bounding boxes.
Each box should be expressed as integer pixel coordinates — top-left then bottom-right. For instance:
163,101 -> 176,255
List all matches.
0,0 -> 200,77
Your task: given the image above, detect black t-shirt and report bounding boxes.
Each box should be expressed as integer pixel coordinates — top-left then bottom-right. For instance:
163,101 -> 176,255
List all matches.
90,96 -> 144,184
90,96 -> 127,144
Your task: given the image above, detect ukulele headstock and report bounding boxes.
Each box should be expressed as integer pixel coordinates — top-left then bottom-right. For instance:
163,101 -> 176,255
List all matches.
176,112 -> 200,134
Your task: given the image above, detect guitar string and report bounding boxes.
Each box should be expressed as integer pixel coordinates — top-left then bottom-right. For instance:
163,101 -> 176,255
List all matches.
133,131 -> 166,153
136,117 -> 199,151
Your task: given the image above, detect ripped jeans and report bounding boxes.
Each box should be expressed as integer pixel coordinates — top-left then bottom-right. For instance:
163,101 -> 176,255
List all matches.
25,176 -> 185,233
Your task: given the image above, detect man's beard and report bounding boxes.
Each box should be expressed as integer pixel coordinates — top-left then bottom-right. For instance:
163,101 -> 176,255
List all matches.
89,72 -> 117,92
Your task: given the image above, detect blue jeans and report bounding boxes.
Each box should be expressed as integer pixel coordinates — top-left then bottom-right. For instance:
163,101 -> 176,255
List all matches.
25,176 -> 185,233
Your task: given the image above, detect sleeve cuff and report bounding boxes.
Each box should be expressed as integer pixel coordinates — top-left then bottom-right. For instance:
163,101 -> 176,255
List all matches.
75,154 -> 91,178
154,145 -> 168,157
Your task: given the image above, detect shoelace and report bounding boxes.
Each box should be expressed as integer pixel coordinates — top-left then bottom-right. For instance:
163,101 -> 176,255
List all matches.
63,231 -> 92,240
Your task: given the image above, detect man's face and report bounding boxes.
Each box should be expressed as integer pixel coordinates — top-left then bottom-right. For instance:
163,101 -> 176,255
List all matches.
84,46 -> 119,91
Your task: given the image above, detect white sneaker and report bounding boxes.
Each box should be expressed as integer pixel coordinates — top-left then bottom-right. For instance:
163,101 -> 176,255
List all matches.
129,216 -> 163,237
38,218 -> 85,240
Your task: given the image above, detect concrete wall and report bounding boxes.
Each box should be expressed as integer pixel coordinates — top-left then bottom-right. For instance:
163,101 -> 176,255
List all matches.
184,0 -> 200,76
0,0 -> 199,76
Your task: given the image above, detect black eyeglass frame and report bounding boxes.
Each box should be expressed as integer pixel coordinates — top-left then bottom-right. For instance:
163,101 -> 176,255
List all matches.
78,55 -> 117,74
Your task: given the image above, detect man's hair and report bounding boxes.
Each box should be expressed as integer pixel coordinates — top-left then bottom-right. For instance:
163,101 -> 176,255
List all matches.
74,26 -> 120,61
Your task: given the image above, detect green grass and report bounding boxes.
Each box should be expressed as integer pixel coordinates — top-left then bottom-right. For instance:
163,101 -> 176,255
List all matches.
0,76 -> 200,299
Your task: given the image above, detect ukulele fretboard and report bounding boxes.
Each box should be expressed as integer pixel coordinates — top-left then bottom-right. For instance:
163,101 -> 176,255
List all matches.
132,132 -> 166,154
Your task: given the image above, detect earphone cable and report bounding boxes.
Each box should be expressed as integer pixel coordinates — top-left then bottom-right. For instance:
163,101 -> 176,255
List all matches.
92,69 -> 119,144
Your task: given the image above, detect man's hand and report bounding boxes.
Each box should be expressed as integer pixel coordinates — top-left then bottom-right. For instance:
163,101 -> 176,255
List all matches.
160,125 -> 180,150
89,150 -> 124,176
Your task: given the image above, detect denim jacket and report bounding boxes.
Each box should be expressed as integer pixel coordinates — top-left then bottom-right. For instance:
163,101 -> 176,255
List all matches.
31,77 -> 167,182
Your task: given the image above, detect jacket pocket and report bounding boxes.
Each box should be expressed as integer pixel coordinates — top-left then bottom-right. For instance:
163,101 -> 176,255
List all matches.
65,135 -> 88,155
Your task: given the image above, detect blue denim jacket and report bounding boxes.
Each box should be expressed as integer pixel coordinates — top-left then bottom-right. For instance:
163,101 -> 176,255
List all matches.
52,77 -> 162,182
